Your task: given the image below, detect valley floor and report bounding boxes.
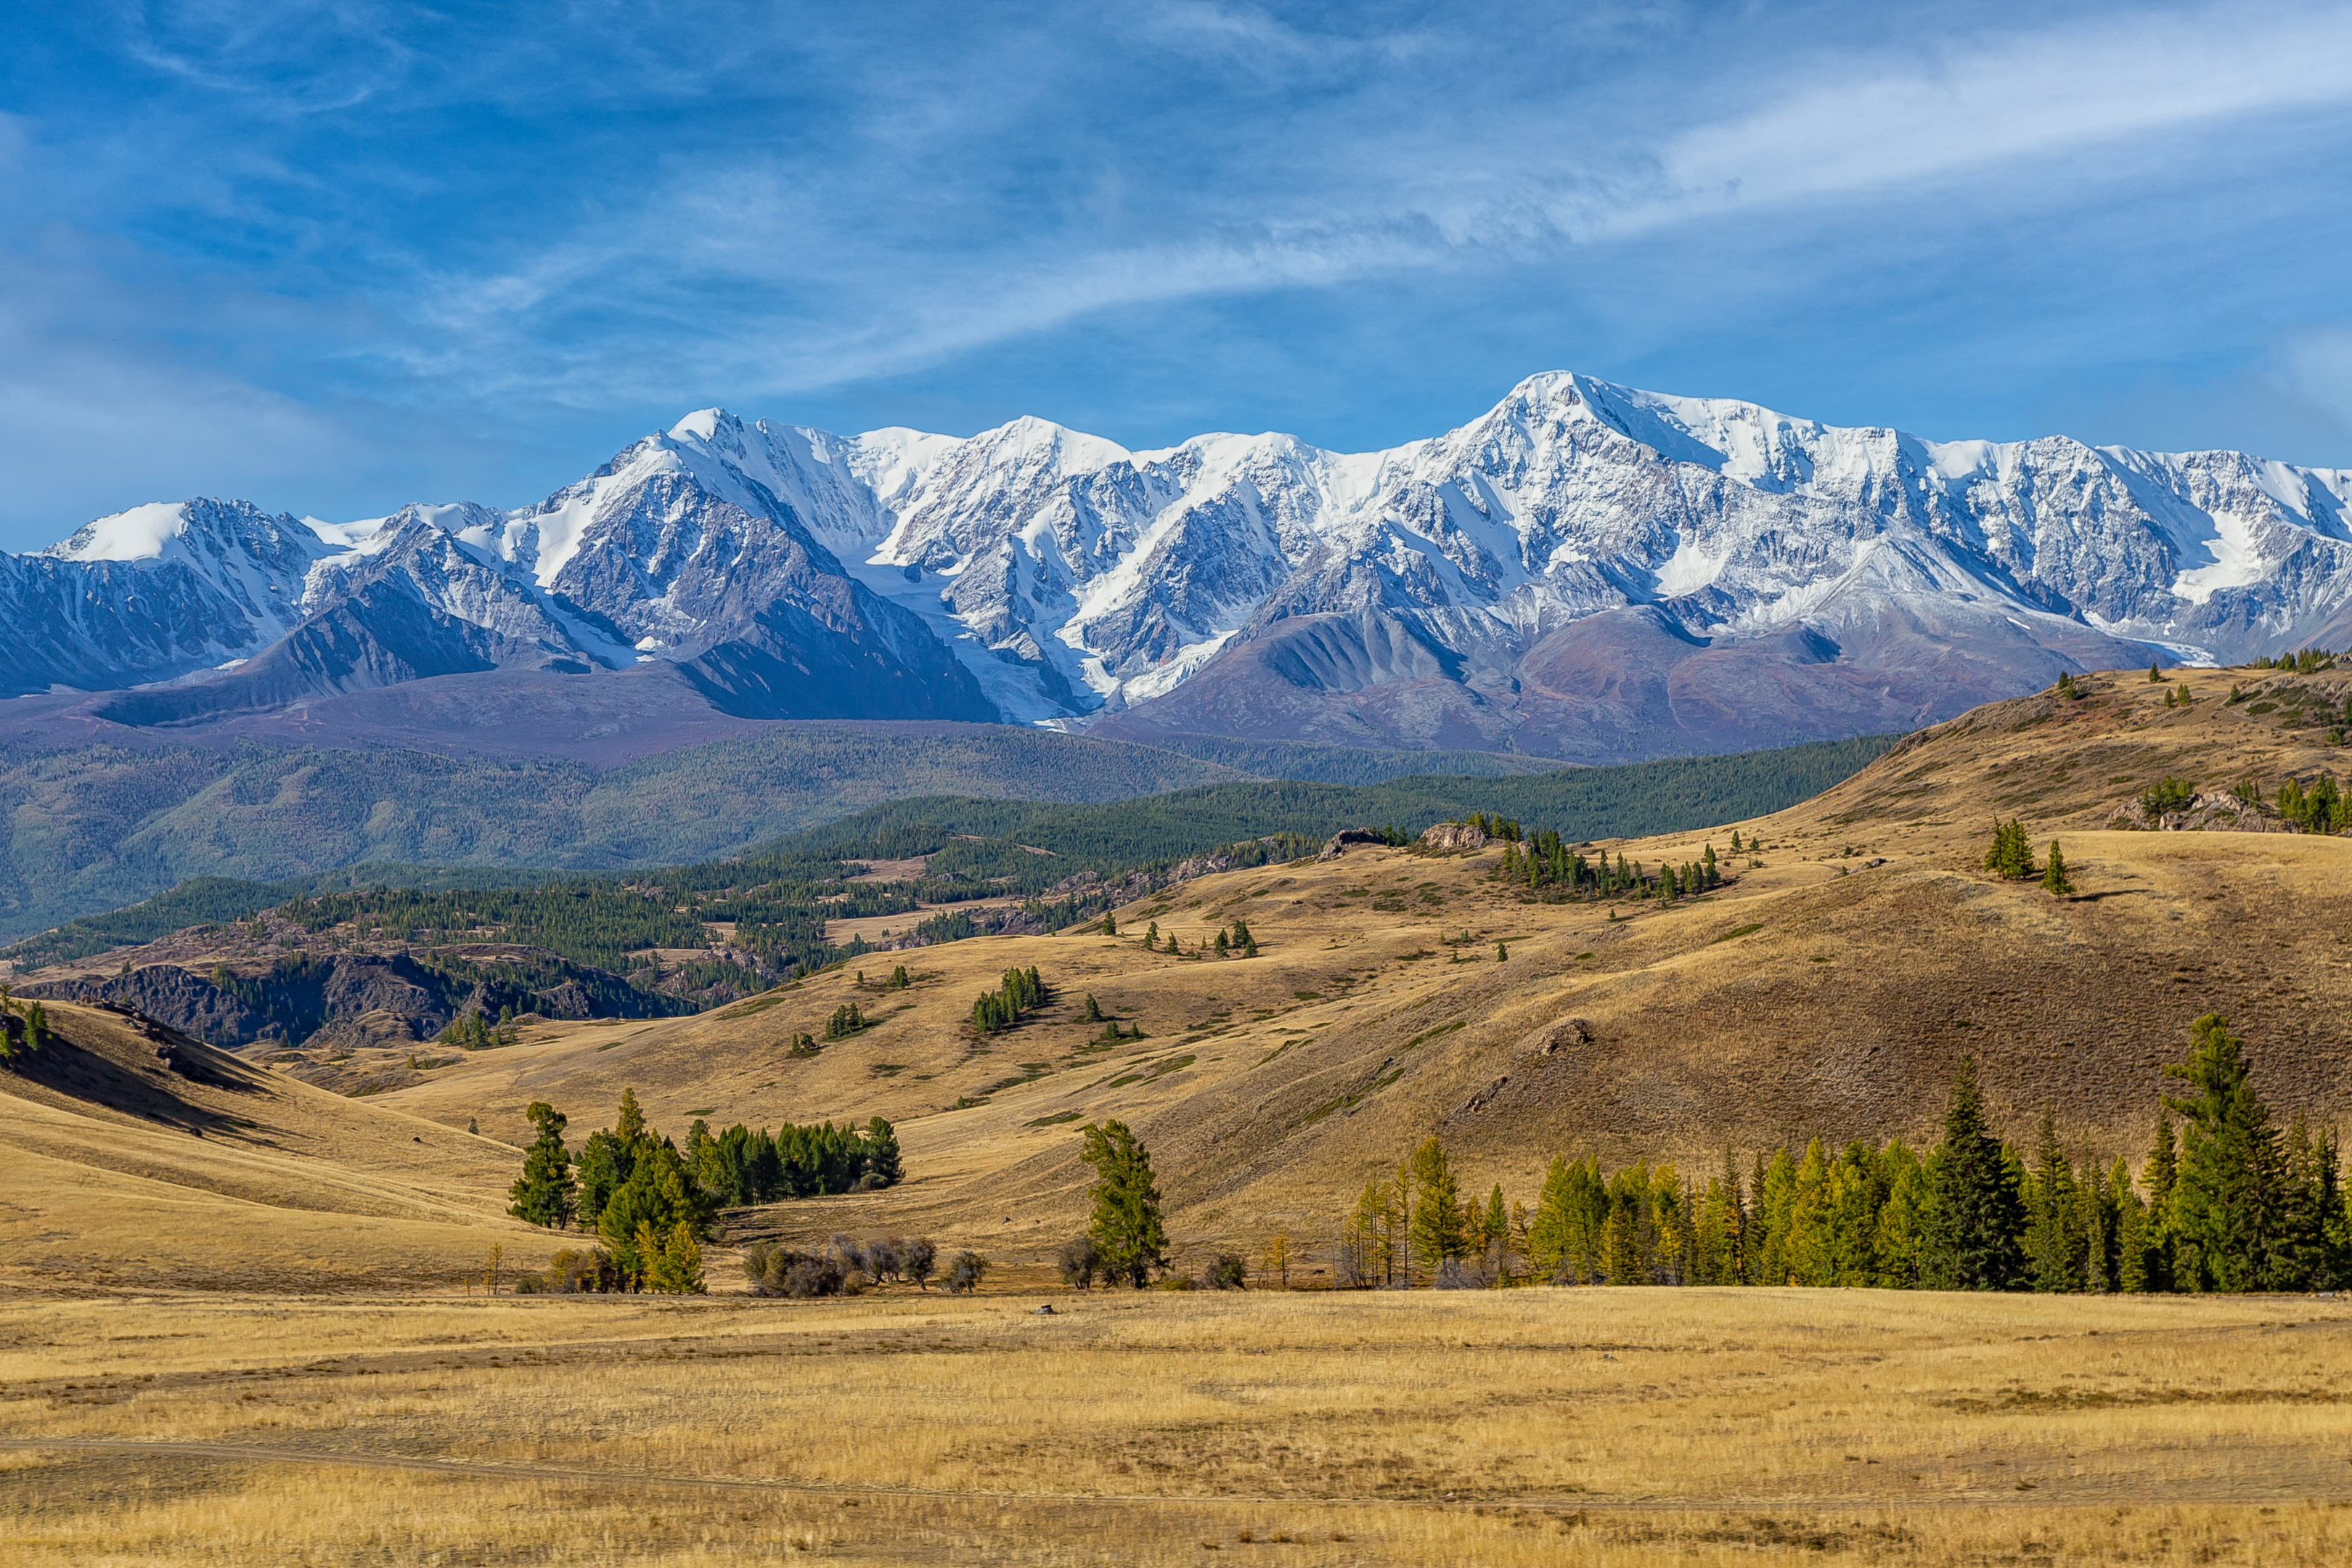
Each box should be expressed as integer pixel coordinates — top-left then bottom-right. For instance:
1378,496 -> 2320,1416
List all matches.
3,1285 -> 2348,1565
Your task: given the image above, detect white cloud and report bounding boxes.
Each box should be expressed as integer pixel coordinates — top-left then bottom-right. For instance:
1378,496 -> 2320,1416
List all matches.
1642,3 -> 2352,221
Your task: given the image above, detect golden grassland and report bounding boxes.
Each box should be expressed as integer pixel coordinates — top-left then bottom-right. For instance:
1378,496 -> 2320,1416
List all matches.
7,1283 -> 2352,1565
349,667 -> 2352,1278
4,667 -> 2352,1560
4,667 -> 2349,1294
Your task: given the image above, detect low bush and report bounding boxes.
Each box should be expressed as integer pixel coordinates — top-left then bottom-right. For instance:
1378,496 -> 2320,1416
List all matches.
1204,1251 -> 1248,1290
1056,1236 -> 1101,1289
944,1251 -> 989,1294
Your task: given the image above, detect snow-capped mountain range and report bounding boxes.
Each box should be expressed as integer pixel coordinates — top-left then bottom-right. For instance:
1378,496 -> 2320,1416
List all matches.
9,372 -> 2350,761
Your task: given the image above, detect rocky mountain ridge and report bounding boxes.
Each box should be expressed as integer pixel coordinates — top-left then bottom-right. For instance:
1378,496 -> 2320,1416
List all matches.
10,373 -> 2350,759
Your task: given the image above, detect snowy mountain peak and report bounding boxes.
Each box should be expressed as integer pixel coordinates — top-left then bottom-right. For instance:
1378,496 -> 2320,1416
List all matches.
8,372 -> 2352,761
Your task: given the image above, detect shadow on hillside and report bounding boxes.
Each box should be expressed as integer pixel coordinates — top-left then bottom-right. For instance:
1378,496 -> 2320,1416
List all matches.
9,1013 -> 268,1141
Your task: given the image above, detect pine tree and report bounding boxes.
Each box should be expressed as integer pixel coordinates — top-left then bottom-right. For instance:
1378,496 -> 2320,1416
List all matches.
508,1102 -> 578,1228
1923,1056 -> 2027,1289
2077,1155 -> 2118,1292
2273,1115 -> 2344,1291
1144,921 -> 1159,951
2138,1110 -> 2179,1292
2041,841 -> 2074,896
1084,993 -> 1101,1021
2164,1014 -> 2283,1293
1081,1119 -> 1168,1287
1784,1138 -> 1836,1286
2148,660 -> 2165,682
1874,1141 -> 1932,1287
1482,1183 -> 1510,1281
1753,1146 -> 1797,1286
645,1220 -> 705,1294
2025,1104 -> 2081,1293
1983,820 -> 2036,879
2116,1156 -> 2153,1292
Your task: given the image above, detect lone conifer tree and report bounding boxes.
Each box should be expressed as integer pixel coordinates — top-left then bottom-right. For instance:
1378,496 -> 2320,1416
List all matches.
1081,1119 -> 1167,1287
2041,841 -> 2074,896
1923,1056 -> 2025,1289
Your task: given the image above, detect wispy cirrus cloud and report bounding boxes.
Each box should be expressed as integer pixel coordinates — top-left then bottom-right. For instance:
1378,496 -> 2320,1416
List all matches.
2,0 -> 2351,543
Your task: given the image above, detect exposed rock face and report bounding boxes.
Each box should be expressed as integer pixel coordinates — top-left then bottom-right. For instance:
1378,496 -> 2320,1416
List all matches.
1319,829 -> 1391,860
18,950 -> 682,1050
1416,822 -> 1491,854
2107,791 -> 2298,833
19,966 -> 270,1045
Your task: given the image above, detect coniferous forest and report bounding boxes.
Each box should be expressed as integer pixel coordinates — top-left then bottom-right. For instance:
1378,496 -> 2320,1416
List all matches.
1339,1016 -> 2348,1294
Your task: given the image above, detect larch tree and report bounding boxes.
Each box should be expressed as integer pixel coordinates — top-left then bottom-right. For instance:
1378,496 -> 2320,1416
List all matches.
1406,1136 -> 1466,1279
1081,1119 -> 1169,1288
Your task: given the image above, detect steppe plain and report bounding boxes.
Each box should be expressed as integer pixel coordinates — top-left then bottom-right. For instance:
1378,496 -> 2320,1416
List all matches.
4,664 -> 2351,1564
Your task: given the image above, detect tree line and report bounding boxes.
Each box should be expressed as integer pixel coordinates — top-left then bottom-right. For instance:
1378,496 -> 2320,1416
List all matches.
1337,1016 -> 2349,1293
1494,831 -> 1725,903
507,1088 -> 902,1291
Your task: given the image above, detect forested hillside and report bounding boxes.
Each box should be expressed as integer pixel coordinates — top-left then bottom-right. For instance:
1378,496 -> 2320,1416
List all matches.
0,724 -> 1244,941
6,735 -> 1894,984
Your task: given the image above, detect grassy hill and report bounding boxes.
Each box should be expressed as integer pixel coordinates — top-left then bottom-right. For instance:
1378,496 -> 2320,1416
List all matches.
11,663 -> 2348,1293
363,663 -> 2351,1276
0,1001 -> 555,1291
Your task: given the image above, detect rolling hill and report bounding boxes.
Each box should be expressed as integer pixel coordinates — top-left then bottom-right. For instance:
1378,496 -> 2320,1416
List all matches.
369,661 -> 2351,1275
9,660 -> 2346,1291
0,1001 -> 553,1292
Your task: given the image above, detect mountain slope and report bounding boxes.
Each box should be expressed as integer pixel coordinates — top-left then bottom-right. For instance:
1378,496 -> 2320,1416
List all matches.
9,372 -> 2351,759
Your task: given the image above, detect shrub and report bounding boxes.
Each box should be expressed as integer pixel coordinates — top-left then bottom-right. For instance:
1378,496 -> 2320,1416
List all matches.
548,1248 -> 621,1294
511,1272 -> 544,1294
944,1251 -> 989,1295
830,1233 -> 872,1282
743,1242 -> 851,1297
903,1238 -> 938,1290
1056,1235 -> 1101,1289
783,1257 -> 848,1298
1204,1251 -> 1248,1290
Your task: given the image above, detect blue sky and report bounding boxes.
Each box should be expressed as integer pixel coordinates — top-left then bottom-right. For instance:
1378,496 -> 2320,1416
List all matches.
5,1 -> 2352,546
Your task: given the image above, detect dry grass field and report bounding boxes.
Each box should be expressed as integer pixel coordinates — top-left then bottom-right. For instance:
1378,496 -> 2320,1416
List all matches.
7,1285 -> 2352,1566
4,665 -> 2351,1561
